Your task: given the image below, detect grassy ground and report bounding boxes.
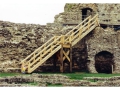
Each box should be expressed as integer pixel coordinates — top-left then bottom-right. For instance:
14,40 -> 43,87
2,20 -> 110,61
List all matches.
62,72 -> 120,80
46,83 -> 62,87
1,72 -> 120,79
1,72 -> 120,86
39,72 -> 120,80
0,72 -> 23,77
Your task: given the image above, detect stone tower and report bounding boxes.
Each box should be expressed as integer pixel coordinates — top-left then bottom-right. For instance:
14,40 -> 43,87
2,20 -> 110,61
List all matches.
54,3 -> 120,73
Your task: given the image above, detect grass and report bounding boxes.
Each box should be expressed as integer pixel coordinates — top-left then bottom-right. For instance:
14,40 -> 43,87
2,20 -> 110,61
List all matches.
63,72 -> 120,80
1,72 -> 120,86
46,82 -> 62,87
1,72 -> 120,79
38,72 -> 120,80
0,72 -> 23,77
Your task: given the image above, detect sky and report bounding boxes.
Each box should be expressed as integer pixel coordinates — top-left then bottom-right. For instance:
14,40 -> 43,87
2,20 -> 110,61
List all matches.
0,0 -> 119,25
0,0 -> 65,25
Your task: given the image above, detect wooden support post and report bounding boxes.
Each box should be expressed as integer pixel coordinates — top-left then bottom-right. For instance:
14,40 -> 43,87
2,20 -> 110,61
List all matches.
70,44 -> 72,72
28,62 -> 30,73
60,45 -> 64,73
53,54 -> 57,72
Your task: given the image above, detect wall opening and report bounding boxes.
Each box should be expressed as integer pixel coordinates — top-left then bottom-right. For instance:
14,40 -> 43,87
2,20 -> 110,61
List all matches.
100,24 -> 108,29
95,51 -> 114,74
82,8 -> 93,20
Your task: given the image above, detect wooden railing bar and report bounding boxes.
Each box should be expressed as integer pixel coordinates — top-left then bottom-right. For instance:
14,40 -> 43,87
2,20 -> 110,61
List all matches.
21,37 -> 55,63
21,14 -> 99,73
28,37 -> 62,66
24,36 -> 61,65
66,15 -> 92,36
29,45 -> 61,72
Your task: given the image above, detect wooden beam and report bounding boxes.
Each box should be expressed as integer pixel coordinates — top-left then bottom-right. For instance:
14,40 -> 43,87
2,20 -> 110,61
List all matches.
60,44 -> 64,73
63,50 -> 70,61
21,14 -> 99,73
70,44 -> 72,72
28,45 -> 61,73
63,50 -> 70,62
63,44 -> 71,48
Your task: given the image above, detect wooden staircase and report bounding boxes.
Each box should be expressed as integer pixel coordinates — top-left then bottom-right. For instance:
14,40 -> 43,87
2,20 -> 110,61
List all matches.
20,14 -> 99,73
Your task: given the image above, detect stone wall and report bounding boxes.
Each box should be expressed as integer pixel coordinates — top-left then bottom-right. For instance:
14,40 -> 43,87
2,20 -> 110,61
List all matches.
0,20 -> 78,72
1,3 -> 120,73
55,3 -> 120,25
0,21 -> 52,71
97,4 -> 120,25
86,26 -> 120,73
54,3 -> 97,25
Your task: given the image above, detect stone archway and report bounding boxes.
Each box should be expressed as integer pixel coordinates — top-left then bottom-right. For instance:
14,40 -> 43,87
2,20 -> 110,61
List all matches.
95,51 -> 114,74
82,8 -> 93,20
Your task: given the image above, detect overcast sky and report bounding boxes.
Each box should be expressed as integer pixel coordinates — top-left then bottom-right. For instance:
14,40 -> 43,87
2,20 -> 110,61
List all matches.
0,0 -> 66,25
0,0 -> 118,25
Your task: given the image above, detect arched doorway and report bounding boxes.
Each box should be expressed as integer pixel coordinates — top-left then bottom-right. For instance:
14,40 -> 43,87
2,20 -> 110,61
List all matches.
82,8 -> 93,20
95,51 -> 114,74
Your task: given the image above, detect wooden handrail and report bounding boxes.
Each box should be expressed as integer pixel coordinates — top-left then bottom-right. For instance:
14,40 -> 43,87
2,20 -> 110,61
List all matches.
26,36 -> 61,63
20,14 -> 99,73
20,37 -> 55,64
66,15 -> 92,36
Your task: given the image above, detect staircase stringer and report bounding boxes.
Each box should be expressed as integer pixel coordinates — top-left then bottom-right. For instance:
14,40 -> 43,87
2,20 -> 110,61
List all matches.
20,14 -> 99,73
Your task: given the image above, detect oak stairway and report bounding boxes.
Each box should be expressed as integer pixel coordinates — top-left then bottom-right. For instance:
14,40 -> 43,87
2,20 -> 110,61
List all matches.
21,14 -> 99,73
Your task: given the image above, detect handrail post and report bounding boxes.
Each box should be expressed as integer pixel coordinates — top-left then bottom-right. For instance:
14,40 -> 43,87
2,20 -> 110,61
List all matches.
60,43 -> 63,73
54,36 -> 57,42
96,14 -> 100,26
34,53 -> 35,61
60,35 -> 64,44
78,27 -> 82,38
88,16 -> 91,30
50,45 -> 53,52
69,36 -> 72,44
20,14 -> 99,73
28,62 -> 30,73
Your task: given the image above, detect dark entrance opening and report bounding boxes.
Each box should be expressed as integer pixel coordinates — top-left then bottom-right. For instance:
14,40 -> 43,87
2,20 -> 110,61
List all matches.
95,51 -> 114,74
82,8 -> 93,21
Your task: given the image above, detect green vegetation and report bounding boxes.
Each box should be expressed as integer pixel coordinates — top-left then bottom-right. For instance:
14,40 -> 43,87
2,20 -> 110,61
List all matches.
0,72 -> 23,77
1,72 -> 120,80
39,72 -> 120,80
63,72 -> 120,80
1,72 -> 120,86
1,72 -> 120,83
66,4 -> 73,11
46,82 -> 62,87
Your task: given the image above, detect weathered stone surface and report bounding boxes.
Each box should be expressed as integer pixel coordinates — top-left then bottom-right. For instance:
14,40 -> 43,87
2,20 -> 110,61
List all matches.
86,27 -> 120,73
1,3 -> 120,73
0,19 -> 76,72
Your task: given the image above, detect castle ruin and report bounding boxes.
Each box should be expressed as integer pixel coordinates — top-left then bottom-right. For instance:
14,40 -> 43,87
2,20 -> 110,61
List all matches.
1,3 -> 120,73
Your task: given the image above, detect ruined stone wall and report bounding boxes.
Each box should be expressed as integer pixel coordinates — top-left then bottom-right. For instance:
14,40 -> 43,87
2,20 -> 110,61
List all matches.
0,20 -> 87,72
54,3 -> 97,24
86,26 -> 120,73
64,3 -> 97,12
1,3 -> 120,73
97,4 -> 120,25
55,3 -> 120,25
0,21 -> 53,71
54,12 -> 82,24
0,20 -> 76,72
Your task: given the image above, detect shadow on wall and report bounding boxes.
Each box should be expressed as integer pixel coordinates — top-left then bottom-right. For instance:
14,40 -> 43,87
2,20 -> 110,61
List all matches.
95,51 -> 114,74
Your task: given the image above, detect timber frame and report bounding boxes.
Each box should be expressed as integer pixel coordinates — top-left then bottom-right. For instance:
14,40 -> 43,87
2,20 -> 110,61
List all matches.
20,14 -> 99,73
